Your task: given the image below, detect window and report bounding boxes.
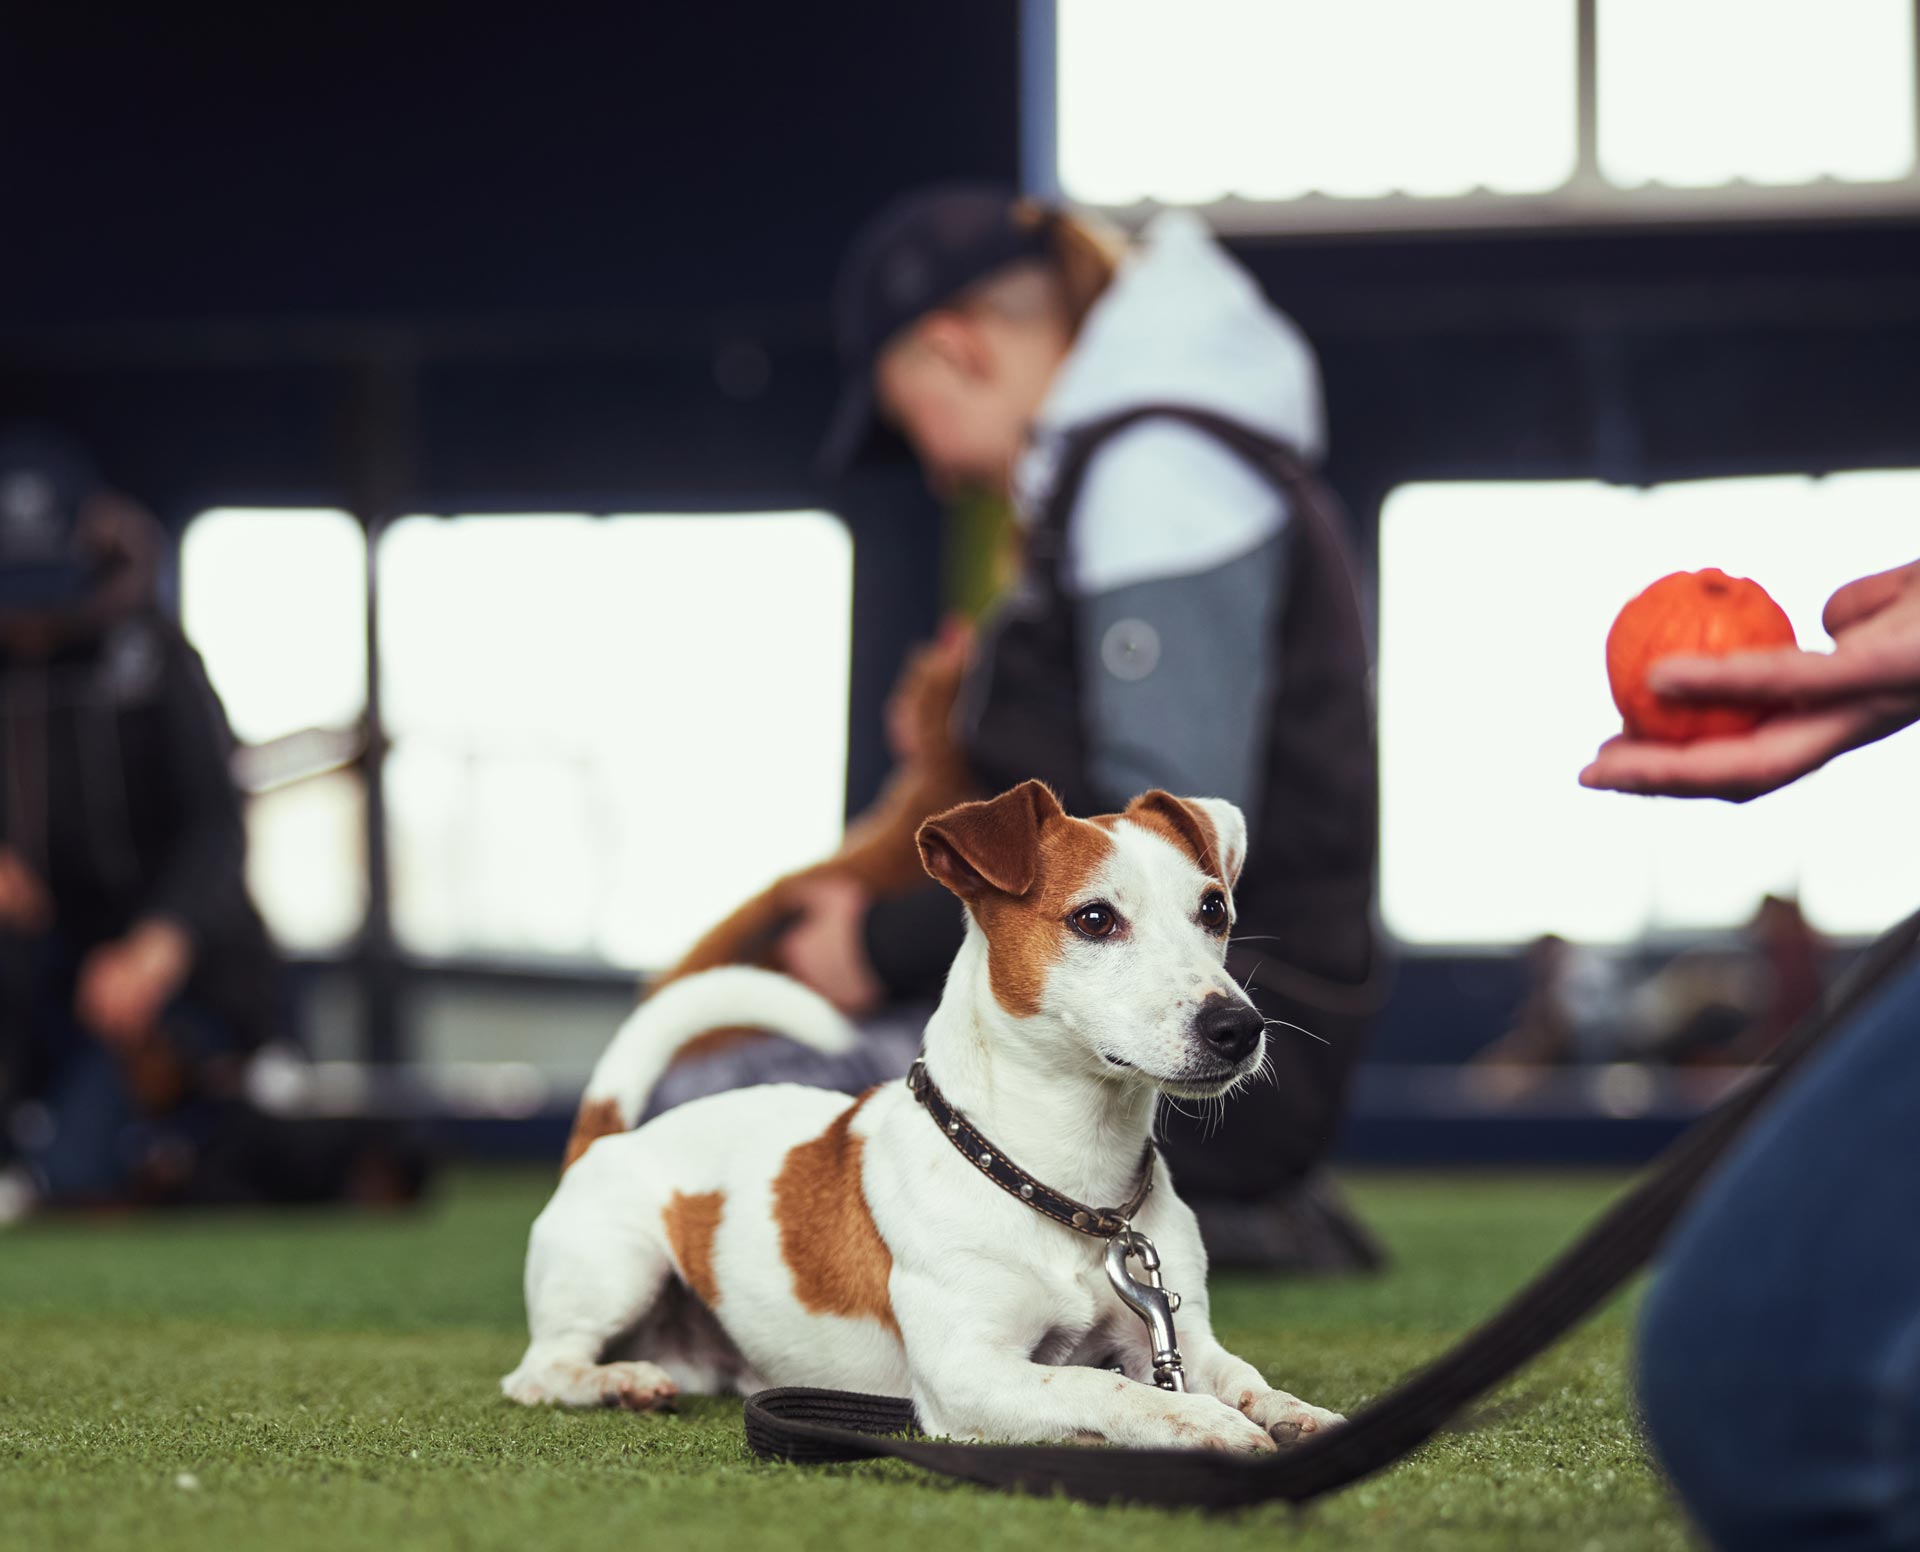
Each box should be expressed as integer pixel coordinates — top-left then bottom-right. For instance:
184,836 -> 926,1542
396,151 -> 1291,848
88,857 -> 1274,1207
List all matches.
1038,0 -> 1920,231
377,511 -> 852,971
1056,0 -> 1575,206
180,509 -> 368,954
180,508 -> 367,746
1379,472 -> 1920,945
1599,0 -> 1915,189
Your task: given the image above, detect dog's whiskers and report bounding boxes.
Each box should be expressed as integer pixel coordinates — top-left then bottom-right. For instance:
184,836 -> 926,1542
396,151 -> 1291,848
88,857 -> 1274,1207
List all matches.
1263,1015 -> 1329,1045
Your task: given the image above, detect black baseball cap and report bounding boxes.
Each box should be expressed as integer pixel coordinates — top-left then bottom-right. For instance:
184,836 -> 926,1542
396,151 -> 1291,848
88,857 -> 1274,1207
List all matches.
819,184 -> 1056,476
0,424 -> 101,610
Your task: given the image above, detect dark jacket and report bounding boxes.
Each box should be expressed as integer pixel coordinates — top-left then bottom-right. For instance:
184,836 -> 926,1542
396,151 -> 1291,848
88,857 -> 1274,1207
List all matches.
0,612 -> 279,1045
867,404 -> 1378,1000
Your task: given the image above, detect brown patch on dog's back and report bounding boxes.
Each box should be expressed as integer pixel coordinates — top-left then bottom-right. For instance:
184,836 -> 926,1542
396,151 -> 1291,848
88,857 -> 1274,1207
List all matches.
771,1089 -> 899,1333
662,1190 -> 726,1307
561,1097 -> 626,1171
969,818 -> 1114,1018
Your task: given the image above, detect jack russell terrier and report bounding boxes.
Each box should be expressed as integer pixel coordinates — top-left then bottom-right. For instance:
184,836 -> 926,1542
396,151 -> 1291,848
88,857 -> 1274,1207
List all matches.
505,780 -> 1344,1453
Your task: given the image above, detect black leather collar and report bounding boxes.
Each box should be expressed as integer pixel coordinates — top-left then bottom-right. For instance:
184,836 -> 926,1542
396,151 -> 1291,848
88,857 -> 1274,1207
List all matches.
905,1057 -> 1155,1238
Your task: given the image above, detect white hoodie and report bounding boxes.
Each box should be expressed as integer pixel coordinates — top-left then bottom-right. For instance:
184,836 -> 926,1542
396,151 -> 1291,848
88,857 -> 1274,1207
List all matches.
992,211 -> 1325,817
1013,210 -> 1326,597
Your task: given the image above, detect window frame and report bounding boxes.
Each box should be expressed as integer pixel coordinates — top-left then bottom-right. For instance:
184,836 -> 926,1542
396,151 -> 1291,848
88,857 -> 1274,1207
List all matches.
1024,0 -> 1920,236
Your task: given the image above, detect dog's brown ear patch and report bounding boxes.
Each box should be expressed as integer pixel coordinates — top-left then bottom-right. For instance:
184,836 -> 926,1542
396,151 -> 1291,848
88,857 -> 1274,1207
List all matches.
1124,791 -> 1227,884
974,811 -> 1116,1018
662,1190 -> 725,1307
771,1091 -> 899,1334
918,780 -> 1064,900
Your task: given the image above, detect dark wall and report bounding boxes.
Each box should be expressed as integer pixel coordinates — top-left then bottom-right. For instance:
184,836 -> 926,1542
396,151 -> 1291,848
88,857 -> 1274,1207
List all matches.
3,0 -> 1026,807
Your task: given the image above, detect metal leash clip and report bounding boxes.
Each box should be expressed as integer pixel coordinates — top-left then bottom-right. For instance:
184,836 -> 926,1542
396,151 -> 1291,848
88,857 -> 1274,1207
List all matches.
1104,1228 -> 1185,1391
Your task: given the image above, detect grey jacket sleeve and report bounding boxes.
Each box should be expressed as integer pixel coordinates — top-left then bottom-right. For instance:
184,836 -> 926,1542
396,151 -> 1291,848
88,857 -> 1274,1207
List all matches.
1076,531 -> 1287,818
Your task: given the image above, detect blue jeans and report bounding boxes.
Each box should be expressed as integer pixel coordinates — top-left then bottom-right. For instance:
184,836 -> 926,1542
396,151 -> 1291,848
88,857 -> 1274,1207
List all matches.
1,933 -> 234,1201
1638,958 -> 1920,1551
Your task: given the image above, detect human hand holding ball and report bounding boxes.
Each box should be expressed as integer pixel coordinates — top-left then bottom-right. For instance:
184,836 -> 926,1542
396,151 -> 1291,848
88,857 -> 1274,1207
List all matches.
1583,559 -> 1920,801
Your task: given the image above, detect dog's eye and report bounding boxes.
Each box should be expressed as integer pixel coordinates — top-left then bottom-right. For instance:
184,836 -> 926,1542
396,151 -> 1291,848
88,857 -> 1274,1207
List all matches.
1070,902 -> 1121,940
1198,891 -> 1229,934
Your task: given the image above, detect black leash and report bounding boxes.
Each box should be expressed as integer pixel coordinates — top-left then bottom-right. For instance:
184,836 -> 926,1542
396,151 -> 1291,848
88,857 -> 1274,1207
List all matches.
744,905 -> 1920,1509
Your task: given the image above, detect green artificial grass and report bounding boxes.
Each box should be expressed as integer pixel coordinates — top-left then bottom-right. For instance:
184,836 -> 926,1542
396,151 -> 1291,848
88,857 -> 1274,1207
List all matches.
0,1168 -> 1691,1552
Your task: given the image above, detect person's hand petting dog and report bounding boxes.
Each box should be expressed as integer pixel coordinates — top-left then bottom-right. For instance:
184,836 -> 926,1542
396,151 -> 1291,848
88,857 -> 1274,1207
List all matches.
75,916 -> 194,1047
774,876 -> 883,1017
1582,558 -> 1920,802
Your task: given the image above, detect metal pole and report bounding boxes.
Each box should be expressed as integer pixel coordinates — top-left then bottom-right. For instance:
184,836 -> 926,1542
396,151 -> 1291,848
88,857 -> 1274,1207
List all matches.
346,354 -> 416,1065
1575,0 -> 1601,193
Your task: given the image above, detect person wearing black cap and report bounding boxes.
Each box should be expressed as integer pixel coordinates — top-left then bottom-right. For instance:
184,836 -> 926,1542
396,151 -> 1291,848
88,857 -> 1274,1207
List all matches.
0,425 -> 284,1217
777,188 -> 1382,1270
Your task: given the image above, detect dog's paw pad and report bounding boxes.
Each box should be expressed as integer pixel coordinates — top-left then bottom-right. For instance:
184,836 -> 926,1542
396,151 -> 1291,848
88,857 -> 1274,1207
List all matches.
1200,1421 -> 1280,1456
500,1372 -> 548,1406
1170,1408 -> 1278,1456
597,1361 -> 679,1412
1243,1390 -> 1345,1446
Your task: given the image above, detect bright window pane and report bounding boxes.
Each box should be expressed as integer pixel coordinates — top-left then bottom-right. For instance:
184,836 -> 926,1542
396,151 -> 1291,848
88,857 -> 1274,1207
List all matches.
180,508 -> 369,954
1380,473 -> 1920,945
243,771 -> 367,954
379,512 -> 853,970
1057,0 -> 1576,205
180,508 -> 367,745
1599,0 -> 1917,188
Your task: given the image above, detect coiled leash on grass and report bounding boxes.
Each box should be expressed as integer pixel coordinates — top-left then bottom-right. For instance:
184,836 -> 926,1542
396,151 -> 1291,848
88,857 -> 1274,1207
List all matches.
743,905 -> 1920,1509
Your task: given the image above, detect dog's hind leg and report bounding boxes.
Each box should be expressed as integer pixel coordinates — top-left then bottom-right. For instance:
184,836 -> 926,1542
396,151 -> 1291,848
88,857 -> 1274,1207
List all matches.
501,1142 -> 682,1411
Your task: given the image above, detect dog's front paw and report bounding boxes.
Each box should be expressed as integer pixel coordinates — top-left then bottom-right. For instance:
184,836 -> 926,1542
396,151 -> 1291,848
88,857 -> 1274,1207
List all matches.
596,1361 -> 680,1411
501,1359 -> 679,1412
1146,1395 -> 1279,1455
1234,1386 -> 1345,1447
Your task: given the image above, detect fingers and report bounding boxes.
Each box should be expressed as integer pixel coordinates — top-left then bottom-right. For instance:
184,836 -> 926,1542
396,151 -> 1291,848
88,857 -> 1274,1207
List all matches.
934,614 -> 975,656
1579,705 -> 1881,802
1648,643 -> 1910,705
1823,559 -> 1920,637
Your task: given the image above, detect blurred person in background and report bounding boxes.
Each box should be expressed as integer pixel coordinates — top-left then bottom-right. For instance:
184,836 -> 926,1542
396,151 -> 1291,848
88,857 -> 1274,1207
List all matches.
1586,557 -> 1920,1551
1626,894 -> 1827,1067
665,188 -> 1381,1272
0,425 -> 421,1220
1474,932 -> 1629,1069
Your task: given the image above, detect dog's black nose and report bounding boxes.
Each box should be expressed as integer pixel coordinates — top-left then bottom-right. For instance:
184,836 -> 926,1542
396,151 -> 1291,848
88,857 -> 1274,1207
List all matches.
1193,997 -> 1263,1063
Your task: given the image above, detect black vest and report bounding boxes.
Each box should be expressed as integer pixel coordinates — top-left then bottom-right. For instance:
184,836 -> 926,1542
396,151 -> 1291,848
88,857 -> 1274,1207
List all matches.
960,404 -> 1378,991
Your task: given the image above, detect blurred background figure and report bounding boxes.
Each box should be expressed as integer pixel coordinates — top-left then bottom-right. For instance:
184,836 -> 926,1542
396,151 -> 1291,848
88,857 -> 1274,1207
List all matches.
658,187 -> 1381,1273
1627,894 -> 1826,1066
1472,899 -> 1827,1105
1475,933 -> 1628,1069
0,425 -> 423,1220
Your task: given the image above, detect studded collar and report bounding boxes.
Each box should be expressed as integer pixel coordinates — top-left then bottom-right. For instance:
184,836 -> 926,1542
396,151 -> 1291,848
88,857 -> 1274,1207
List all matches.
905,1057 -> 1156,1239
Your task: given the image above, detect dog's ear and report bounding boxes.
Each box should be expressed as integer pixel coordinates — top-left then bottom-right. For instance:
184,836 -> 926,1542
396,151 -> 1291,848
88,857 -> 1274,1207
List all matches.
918,780 -> 1064,900
1123,791 -> 1248,887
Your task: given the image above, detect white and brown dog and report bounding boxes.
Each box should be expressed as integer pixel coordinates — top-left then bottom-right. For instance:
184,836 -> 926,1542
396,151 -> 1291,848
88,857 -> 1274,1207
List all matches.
504,781 -> 1343,1452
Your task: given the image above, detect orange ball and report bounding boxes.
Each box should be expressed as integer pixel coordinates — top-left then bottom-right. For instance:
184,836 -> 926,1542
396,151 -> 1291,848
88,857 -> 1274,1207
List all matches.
1606,569 -> 1797,743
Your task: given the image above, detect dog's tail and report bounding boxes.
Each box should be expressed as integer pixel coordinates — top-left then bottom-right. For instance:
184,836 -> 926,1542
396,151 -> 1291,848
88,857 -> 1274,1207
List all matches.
561,967 -> 860,1169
